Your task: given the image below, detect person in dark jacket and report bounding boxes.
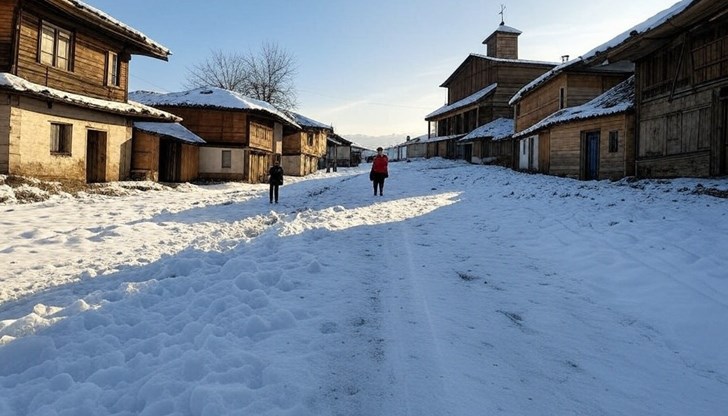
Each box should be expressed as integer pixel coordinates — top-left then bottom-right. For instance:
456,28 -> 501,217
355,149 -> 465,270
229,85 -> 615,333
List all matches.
268,160 -> 284,203
370,147 -> 388,196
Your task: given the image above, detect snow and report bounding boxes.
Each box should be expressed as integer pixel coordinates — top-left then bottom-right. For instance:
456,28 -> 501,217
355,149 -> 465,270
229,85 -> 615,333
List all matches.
426,83 -> 498,119
460,117 -> 514,142
510,0 -> 694,106
581,0 -> 695,62
416,133 -> 464,144
133,122 -> 206,144
1,158 -> 727,415
514,76 -> 634,138
290,112 -> 332,130
491,24 -> 522,35
130,88 -> 300,128
0,73 -> 179,121
64,0 -> 170,58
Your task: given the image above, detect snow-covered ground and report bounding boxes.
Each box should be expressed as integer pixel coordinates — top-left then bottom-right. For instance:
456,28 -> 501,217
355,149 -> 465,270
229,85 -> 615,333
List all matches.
0,158 -> 726,416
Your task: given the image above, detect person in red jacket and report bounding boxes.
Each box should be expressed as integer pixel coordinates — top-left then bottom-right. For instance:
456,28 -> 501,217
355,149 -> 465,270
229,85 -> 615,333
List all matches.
370,147 -> 389,196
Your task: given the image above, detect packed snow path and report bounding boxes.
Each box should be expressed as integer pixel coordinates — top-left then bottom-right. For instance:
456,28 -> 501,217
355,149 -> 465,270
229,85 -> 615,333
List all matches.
0,159 -> 727,415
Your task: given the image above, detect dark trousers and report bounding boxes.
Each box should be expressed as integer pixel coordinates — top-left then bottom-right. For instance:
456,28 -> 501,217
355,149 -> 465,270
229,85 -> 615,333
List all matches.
371,173 -> 385,195
269,184 -> 279,202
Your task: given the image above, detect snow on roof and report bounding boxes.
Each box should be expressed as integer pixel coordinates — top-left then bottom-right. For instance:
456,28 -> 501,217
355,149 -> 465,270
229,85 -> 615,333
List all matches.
509,58 -> 583,105
0,72 -> 179,121
62,0 -> 170,58
509,0 -> 694,106
440,54 -> 557,88
460,118 -> 514,142
290,112 -> 332,130
129,88 -> 299,128
426,83 -> 498,120
514,76 -> 635,139
468,53 -> 557,66
581,0 -> 695,62
492,24 -> 523,35
133,122 -> 206,144
416,134 -> 466,144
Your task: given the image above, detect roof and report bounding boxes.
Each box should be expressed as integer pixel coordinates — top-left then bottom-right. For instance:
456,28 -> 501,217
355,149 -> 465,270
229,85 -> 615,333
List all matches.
440,54 -> 557,88
510,0 -> 698,105
133,122 -> 206,144
52,0 -> 170,60
514,76 -> 635,139
580,0 -> 697,63
415,134 -> 465,144
508,59 -> 634,105
0,72 -> 179,121
482,23 -> 523,44
290,112 -> 332,130
327,133 -> 352,146
460,118 -> 514,142
129,88 -> 300,128
426,83 -> 498,120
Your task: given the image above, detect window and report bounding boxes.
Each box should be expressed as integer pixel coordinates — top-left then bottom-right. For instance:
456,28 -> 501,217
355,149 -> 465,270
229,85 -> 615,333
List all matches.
106,52 -> 119,87
608,131 -> 619,153
40,22 -> 72,70
559,87 -> 566,109
221,150 -> 232,168
307,132 -> 314,146
50,123 -> 72,154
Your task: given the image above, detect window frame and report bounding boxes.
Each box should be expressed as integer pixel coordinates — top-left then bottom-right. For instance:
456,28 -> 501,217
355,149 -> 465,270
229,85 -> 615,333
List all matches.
221,150 -> 232,169
608,130 -> 619,153
50,122 -> 72,155
39,21 -> 73,71
106,51 -> 120,87
307,132 -> 314,146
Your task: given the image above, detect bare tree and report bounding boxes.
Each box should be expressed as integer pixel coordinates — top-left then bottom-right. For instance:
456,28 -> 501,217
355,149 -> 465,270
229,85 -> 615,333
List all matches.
184,42 -> 298,111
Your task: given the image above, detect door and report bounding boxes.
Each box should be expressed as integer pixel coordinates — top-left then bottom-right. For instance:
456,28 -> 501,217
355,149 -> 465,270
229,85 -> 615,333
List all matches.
86,130 -> 107,183
463,143 -> 472,163
159,138 -> 180,182
583,131 -> 600,180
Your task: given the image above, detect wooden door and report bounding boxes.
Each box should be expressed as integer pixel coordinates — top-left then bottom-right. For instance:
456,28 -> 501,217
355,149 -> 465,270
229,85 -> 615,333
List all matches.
159,139 -> 180,182
86,130 -> 107,183
583,131 -> 600,180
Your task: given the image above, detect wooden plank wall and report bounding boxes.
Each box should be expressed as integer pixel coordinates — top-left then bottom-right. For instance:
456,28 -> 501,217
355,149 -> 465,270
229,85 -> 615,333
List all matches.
131,130 -> 158,178
15,5 -> 129,102
249,119 -> 273,152
179,144 -> 199,183
549,115 -> 631,180
0,0 -> 15,71
447,58 -> 553,107
161,107 -> 248,145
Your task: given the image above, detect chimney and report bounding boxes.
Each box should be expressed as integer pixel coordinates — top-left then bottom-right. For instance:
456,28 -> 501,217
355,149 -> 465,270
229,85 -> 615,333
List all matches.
561,55 -> 570,63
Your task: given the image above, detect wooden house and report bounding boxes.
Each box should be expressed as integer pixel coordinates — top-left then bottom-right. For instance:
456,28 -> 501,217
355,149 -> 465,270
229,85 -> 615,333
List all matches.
282,112 -> 331,176
130,88 -> 300,183
406,134 -> 428,159
509,58 -> 633,172
458,117 -> 514,166
579,0 -> 728,178
513,77 -> 636,180
425,22 -> 556,159
0,0 -> 177,183
131,122 -> 205,182
323,133 -> 362,169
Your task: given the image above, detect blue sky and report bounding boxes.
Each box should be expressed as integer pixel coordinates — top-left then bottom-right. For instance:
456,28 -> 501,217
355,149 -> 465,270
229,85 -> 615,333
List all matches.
84,0 -> 680,147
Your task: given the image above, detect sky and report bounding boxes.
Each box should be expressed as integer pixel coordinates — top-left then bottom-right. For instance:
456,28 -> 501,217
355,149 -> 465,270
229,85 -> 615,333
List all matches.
81,0 -> 680,146
1,159 -> 727,415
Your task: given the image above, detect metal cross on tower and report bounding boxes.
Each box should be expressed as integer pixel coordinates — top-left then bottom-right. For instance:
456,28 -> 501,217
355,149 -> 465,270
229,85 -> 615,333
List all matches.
499,4 -> 506,25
